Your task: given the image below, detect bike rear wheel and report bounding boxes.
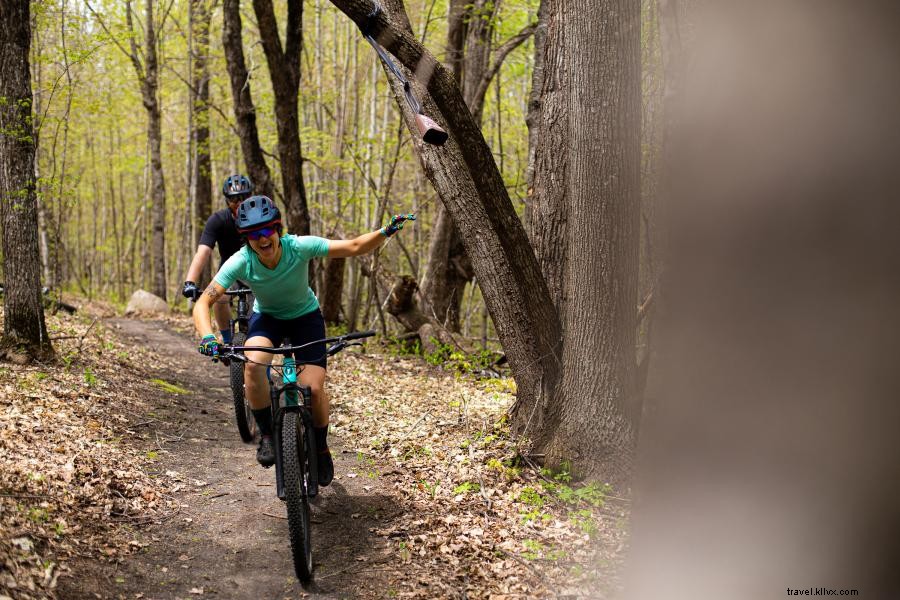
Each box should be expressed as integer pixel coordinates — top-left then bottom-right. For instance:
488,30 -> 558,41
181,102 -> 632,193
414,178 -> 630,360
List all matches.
230,332 -> 256,443
281,412 -> 313,581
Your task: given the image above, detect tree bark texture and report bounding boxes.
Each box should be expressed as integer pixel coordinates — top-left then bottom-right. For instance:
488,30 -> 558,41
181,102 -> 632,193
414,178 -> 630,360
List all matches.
222,0 -> 275,199
252,0 -> 311,236
138,0 -> 168,300
543,0 -> 641,481
0,0 -> 53,359
321,257 -> 345,324
329,0 -> 564,457
191,0 -> 213,285
523,0 -> 548,234
331,0 -> 640,482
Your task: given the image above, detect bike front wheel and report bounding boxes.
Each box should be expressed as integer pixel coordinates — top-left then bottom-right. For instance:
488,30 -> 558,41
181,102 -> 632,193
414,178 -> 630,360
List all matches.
230,332 -> 256,443
281,412 -> 313,581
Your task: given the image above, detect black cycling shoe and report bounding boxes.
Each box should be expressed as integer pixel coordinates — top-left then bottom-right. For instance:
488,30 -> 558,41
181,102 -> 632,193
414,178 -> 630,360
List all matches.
317,448 -> 334,486
256,436 -> 275,468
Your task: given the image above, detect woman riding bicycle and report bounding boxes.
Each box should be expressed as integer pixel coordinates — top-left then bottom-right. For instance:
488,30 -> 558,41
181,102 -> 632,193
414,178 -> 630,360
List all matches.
193,195 -> 415,485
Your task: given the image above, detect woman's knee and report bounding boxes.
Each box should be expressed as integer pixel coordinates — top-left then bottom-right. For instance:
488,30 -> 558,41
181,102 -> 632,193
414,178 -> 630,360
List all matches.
245,361 -> 268,385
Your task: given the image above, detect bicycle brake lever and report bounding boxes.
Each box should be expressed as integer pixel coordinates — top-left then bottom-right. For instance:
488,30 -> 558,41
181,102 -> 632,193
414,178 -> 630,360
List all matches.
326,341 -> 347,356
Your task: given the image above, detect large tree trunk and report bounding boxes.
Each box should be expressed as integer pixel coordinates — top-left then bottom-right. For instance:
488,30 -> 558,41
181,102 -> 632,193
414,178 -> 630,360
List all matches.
191,0 -> 213,285
535,0 -> 641,480
0,0 -> 53,360
252,0 -> 311,236
222,0 -> 275,199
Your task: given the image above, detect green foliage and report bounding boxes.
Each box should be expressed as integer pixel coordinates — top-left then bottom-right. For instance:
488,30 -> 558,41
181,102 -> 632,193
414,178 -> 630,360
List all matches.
521,538 -> 543,560
453,481 -> 480,495
568,509 -> 599,537
517,486 -> 544,507
424,339 -> 498,375
150,379 -> 188,395
83,367 -> 97,387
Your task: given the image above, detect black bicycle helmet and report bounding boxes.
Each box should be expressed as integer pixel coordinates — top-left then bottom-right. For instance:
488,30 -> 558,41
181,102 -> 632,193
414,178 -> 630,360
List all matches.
236,195 -> 282,232
222,174 -> 253,201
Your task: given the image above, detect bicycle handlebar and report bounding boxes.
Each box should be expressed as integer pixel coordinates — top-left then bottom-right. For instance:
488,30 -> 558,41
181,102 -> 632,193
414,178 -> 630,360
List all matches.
220,330 -> 376,359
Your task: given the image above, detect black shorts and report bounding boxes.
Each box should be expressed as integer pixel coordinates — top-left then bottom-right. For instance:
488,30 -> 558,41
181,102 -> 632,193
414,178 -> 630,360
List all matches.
247,309 -> 327,369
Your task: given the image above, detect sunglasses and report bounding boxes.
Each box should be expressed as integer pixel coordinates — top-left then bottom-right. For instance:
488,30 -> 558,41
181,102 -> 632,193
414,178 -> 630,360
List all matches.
246,227 -> 276,241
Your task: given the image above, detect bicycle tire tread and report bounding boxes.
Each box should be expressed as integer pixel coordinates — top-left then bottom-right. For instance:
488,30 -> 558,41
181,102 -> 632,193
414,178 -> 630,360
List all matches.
230,332 -> 255,443
282,414 -> 313,581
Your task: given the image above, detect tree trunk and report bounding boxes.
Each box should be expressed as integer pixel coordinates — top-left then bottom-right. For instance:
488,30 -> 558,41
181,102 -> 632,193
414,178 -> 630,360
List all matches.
523,0 -> 547,234
330,0 -> 563,463
330,0 -> 639,482
252,0 -> 311,236
222,0 -> 275,199
321,257 -> 345,324
191,0 -> 213,285
0,0 -> 53,360
524,0 -> 640,482
123,0 -> 169,301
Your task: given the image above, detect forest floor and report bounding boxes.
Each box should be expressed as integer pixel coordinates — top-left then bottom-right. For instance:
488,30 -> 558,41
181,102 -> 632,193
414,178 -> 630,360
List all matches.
0,301 -> 629,599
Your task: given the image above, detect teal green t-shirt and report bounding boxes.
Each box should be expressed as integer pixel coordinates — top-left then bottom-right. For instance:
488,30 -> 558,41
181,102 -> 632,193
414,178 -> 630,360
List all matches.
213,235 -> 330,319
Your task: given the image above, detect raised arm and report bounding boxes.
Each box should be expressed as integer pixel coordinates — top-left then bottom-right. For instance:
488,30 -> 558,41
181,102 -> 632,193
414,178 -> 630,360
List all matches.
327,214 -> 416,258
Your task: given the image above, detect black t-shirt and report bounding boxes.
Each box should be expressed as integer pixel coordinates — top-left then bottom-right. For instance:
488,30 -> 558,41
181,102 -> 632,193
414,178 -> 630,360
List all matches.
199,208 -> 242,262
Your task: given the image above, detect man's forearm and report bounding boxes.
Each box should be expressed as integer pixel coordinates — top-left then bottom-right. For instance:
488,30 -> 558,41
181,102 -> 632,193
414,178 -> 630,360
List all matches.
185,245 -> 213,282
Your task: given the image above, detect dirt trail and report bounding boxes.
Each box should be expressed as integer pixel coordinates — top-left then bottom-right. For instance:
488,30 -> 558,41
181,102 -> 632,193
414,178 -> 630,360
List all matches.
58,318 -> 404,599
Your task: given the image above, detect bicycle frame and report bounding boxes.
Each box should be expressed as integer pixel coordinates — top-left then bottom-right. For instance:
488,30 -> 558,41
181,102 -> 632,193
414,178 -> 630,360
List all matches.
268,340 -> 319,500
224,287 -> 253,335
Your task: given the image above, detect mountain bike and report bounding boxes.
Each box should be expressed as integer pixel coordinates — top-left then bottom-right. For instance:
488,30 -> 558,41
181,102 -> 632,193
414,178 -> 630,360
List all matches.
218,329 -> 376,582
223,287 -> 254,442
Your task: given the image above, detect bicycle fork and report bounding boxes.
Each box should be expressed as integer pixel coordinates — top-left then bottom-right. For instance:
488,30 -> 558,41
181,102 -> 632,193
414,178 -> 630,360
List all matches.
271,381 -> 319,499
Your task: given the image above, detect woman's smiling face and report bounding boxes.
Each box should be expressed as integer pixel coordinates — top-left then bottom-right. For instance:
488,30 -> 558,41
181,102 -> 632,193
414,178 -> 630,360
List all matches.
248,229 -> 280,261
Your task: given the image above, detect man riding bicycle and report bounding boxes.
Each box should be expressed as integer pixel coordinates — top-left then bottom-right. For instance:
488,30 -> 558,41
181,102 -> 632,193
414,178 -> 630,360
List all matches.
182,174 -> 253,345
192,195 -> 415,485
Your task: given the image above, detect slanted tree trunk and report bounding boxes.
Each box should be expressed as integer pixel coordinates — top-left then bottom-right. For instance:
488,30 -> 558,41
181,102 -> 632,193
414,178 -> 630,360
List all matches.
191,0 -> 213,285
252,0 -> 311,236
331,0 -> 639,483
0,0 -> 53,360
222,0 -> 275,199
332,0 -> 563,460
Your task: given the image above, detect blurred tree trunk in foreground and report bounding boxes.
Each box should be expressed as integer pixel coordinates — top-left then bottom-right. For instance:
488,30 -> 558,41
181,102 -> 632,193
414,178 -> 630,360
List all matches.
628,2 -> 900,598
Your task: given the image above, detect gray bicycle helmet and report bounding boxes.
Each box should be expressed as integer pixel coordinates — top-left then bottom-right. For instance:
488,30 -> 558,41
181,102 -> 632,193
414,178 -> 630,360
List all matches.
236,195 -> 281,232
222,174 -> 253,201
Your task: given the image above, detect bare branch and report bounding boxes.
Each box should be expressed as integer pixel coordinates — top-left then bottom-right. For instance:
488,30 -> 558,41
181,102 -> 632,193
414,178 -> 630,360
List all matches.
84,0 -> 144,79
470,22 -> 537,116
